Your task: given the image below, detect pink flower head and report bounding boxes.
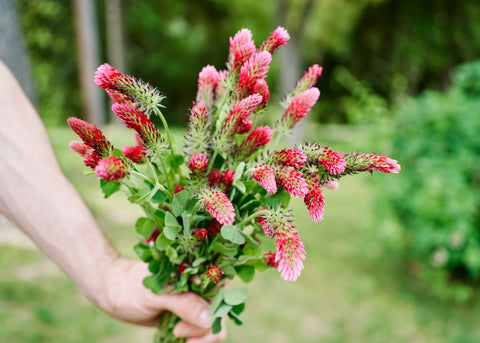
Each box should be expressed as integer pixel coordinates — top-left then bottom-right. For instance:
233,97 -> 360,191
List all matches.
120,145 -> 147,163
293,64 -> 323,95
228,28 -> 256,72
318,147 -> 347,175
280,87 -> 320,130
368,154 -> 401,174
259,26 -> 290,54
240,126 -> 273,156
215,70 -> 229,100
253,78 -> 270,108
198,187 -> 235,225
256,207 -> 294,237
276,166 -> 308,198
252,163 -> 277,194
304,174 -> 325,222
67,117 -> 113,158
94,63 -> 123,89
145,228 -> 160,244
196,65 -> 220,108
189,151 -> 209,173
275,225 -> 306,281
111,103 -> 163,149
184,102 -> 211,158
237,51 -> 272,98
205,265 -> 224,284
94,155 -> 129,181
272,148 -> 307,168
195,228 -> 208,239
69,141 -> 92,157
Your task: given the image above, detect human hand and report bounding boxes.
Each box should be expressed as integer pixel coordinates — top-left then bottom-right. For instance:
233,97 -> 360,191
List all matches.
95,257 -> 226,343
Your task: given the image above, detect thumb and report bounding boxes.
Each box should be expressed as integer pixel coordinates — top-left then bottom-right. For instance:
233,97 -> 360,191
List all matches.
156,292 -> 212,329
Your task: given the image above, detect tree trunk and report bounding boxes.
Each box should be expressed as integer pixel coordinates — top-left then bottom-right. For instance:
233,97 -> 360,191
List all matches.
71,0 -> 104,126
0,0 -> 36,105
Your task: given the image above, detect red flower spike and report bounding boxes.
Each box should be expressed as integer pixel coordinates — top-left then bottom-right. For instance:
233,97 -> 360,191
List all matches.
111,103 -> 162,148
189,151 -> 209,173
259,26 -> 290,54
205,265 -> 224,284
145,228 -> 160,244
293,64 -> 323,95
275,226 -> 306,281
178,261 -> 190,274
207,220 -> 222,237
237,51 -> 272,98
236,118 -> 253,134
67,117 -> 113,158
196,65 -> 220,108
304,174 -> 325,222
105,88 -> 133,106
368,154 -> 401,174
199,187 -> 235,225
223,169 -> 235,190
94,155 -> 129,181
265,251 -> 279,268
94,63 -> 124,89
83,152 -> 101,169
223,94 -> 262,136
275,166 -> 308,198
195,229 -> 208,239
252,163 -> 277,194
228,28 -> 256,72
174,185 -> 185,194
253,78 -> 270,108
280,87 -> 320,130
318,147 -> 347,175
120,145 -> 147,163
240,126 -> 273,156
208,169 -> 224,187
272,148 -> 307,168
69,141 -> 92,157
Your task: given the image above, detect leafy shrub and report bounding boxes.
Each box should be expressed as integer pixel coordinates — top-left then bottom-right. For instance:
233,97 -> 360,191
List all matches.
384,59 -> 480,299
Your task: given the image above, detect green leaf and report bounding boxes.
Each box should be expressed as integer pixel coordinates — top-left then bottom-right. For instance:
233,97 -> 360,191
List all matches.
223,288 -> 248,306
182,212 -> 190,236
164,226 -> 180,240
133,242 -> 152,262
112,148 -> 124,157
212,317 -> 222,334
100,179 -> 121,198
151,189 -> 168,203
214,303 -> 233,317
211,242 -> 238,257
236,265 -> 255,283
228,310 -> 243,326
192,256 -> 207,267
242,242 -> 262,256
233,179 -> 246,193
155,233 -> 173,251
165,212 -> 180,227
220,262 -> 236,276
175,190 -> 190,207
135,217 -> 155,239
209,289 -> 224,315
172,197 -> 183,217
221,225 -> 245,245
234,162 -> 245,181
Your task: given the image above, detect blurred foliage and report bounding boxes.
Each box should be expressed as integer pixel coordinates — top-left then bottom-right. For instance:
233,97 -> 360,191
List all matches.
14,0 -> 480,126
381,59 -> 480,301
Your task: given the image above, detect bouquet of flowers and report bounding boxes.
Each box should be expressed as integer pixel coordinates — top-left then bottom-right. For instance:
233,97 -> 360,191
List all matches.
67,27 -> 400,342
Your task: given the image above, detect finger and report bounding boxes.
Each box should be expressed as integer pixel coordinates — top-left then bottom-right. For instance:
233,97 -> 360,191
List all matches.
155,292 -> 212,329
185,329 -> 227,343
173,320 -> 211,338
325,180 -> 339,190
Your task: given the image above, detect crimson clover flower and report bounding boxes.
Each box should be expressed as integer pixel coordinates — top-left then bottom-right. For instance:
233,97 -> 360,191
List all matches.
198,187 -> 235,225
205,265 -> 224,284
94,155 -> 130,181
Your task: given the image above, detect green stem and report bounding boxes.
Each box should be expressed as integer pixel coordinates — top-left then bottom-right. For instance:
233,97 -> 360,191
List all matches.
154,106 -> 181,174
236,209 -> 270,228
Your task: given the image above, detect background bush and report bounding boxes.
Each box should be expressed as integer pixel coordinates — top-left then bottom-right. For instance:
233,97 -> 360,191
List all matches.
383,59 -> 480,300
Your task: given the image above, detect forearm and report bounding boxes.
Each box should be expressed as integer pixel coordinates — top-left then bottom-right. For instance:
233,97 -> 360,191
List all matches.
0,60 -> 118,304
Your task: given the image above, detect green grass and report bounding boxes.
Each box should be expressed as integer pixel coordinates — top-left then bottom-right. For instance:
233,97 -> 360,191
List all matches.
2,124 -> 480,342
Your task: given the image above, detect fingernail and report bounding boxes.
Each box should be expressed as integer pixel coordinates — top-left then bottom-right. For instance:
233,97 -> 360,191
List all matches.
199,309 -> 212,328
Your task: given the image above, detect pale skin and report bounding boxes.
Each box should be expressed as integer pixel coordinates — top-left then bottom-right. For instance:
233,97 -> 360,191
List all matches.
0,60 -> 226,343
